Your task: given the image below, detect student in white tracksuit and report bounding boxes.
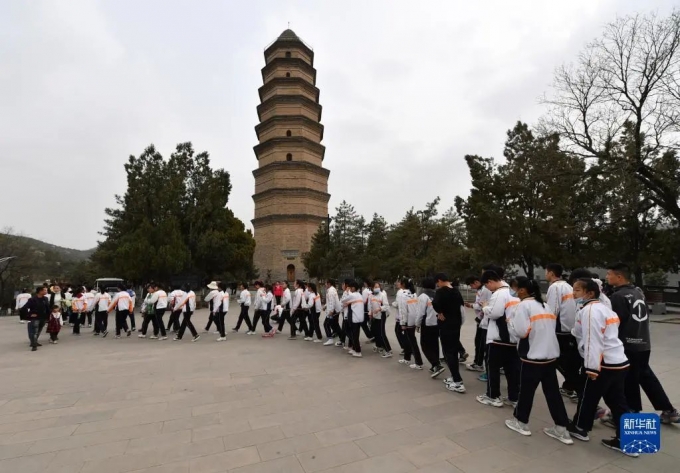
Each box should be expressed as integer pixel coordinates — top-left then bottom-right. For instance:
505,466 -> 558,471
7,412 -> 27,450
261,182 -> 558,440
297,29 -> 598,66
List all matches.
368,282 -> 391,356
305,283 -> 323,342
477,271 -> 520,408
204,282 -> 220,332
505,277 -> 572,445
218,282 -> 230,338
234,282 -> 254,333
569,278 -> 633,456
545,263 -> 579,399
277,282 -> 293,334
323,280 -> 343,345
251,281 -> 267,333
398,277 -> 423,369
343,281 -> 364,357
392,281 -> 409,355
417,278 -> 443,375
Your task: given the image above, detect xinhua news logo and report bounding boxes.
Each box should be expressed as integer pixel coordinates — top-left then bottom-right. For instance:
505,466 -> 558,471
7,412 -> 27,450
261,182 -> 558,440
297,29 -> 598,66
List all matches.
620,413 -> 661,455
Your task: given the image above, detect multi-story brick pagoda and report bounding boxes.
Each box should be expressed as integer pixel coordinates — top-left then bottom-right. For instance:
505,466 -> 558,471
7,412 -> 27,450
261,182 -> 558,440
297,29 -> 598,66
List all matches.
251,29 -> 330,282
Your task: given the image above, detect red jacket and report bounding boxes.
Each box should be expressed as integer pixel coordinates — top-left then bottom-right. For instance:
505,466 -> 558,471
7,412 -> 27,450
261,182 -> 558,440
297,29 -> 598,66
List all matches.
273,284 -> 283,297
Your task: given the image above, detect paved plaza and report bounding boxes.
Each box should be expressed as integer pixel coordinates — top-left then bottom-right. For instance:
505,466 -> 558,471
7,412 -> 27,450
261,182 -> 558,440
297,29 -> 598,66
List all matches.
1,306 -> 679,473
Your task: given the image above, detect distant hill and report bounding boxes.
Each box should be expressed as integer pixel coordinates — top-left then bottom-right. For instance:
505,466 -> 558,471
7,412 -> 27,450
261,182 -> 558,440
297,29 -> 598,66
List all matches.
10,235 -> 95,262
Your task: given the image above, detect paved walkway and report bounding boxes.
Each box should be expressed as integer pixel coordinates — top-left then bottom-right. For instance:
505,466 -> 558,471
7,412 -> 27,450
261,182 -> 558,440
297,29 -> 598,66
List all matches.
0,307 -> 679,473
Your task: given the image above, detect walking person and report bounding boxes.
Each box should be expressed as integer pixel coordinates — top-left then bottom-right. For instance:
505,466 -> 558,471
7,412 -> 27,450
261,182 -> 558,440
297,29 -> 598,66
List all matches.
392,278 -> 409,357
323,279 -> 344,346
545,263 -> 580,403
399,277 -> 424,370
288,280 -> 309,340
277,281 -> 293,334
152,284 -> 168,340
606,263 -> 680,424
251,281 -> 266,334
433,273 -> 467,392
360,281 -> 374,342
417,278 -> 445,377
126,284 -> 137,332
260,284 -> 276,337
343,281 -> 364,358
108,286 -> 133,338
476,270 -> 520,407
204,281 -> 220,333
71,287 -> 87,336
340,280 -> 352,348
167,285 -> 184,333
217,282 -> 230,340
369,282 -> 391,356
139,285 -> 157,338
306,283 -> 323,342
15,288 -> 31,323
505,277 -> 573,445
83,286 -> 96,328
174,285 -> 200,342
273,281 -> 283,305
568,278 -> 636,457
233,282 -> 254,334
23,286 -> 50,351
95,286 -> 111,337
211,283 -> 225,341
451,278 -> 469,363
46,304 -> 63,344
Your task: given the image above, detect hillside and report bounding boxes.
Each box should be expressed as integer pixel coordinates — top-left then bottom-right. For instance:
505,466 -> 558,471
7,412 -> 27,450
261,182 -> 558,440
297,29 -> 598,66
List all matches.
9,235 -> 95,262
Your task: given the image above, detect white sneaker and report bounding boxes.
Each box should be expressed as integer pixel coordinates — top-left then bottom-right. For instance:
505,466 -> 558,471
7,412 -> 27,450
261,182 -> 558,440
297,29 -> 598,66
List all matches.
446,382 -> 466,393
348,349 -> 356,355
138,334 -> 146,338
246,331 -> 254,335
335,341 -> 343,347
343,346 -> 350,350
476,394 -> 503,407
313,339 -> 322,343
352,352 -> 363,358
216,337 -> 226,342
149,335 -> 158,339
505,418 -> 531,436
543,425 -> 574,445
159,336 -> 168,340
323,339 -> 335,346
443,377 -> 453,384
398,359 -> 410,364
304,337 -> 313,341
381,351 -> 393,358
409,364 -> 423,370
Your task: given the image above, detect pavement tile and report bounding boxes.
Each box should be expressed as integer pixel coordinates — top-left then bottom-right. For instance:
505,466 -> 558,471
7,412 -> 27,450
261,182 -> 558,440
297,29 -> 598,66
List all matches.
296,441 -> 367,473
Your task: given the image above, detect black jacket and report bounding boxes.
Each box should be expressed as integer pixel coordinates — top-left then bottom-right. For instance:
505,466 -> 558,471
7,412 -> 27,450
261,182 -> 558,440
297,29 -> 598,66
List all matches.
610,284 -> 651,352
22,296 -> 50,321
432,285 -> 463,328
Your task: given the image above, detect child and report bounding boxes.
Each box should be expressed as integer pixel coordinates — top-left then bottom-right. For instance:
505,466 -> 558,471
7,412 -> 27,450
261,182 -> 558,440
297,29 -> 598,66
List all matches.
506,277 -> 572,445
398,277 -> 424,370
343,281 -> 364,358
306,283 -> 323,342
46,305 -> 63,344
569,278 -> 635,457
369,282 -> 391,356
233,282 -> 254,334
417,278 -> 444,376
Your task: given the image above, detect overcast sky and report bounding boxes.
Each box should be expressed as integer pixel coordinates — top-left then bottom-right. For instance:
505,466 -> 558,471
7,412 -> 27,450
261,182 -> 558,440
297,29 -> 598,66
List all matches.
1,0 -> 675,250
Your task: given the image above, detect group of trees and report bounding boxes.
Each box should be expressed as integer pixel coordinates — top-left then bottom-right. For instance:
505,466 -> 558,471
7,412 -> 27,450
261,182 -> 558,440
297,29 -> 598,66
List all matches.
305,11 -> 680,286
81,142 -> 256,285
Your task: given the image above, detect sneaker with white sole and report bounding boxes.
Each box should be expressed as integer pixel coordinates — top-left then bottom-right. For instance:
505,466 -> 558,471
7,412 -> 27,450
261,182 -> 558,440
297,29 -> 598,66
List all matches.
602,437 -> 638,457
567,422 -> 590,442
381,351 -> 393,358
138,334 -> 146,338
431,366 -> 446,379
216,337 -> 226,341
443,377 -> 453,384
600,412 -> 616,429
246,331 -> 255,335
159,336 -> 167,340
352,352 -> 363,358
543,425 -> 574,445
335,341 -> 343,347
505,418 -> 531,436
398,359 -> 410,364
304,337 -> 313,341
313,339 -> 322,343
192,335 -> 201,342
323,339 -> 335,346
446,382 -> 466,393
502,397 -> 518,408
348,349 -> 356,355
409,364 -> 423,370
476,394 -> 503,407
150,335 -> 158,339
466,363 -> 485,372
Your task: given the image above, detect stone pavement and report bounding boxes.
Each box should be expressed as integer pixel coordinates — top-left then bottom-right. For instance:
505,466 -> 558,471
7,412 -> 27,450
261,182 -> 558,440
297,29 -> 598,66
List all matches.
1,306 -> 679,473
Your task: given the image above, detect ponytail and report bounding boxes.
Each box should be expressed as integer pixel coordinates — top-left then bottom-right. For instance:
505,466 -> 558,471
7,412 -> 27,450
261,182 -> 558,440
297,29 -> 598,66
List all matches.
399,277 -> 416,294
516,276 -> 545,306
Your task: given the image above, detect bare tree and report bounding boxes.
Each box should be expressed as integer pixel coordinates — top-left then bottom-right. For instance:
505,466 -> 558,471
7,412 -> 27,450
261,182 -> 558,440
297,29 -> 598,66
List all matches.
542,11 -> 680,221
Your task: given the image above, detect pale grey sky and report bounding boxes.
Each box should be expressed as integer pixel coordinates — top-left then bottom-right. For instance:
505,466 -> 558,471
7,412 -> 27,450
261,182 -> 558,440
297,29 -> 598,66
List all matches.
1,0 -> 675,250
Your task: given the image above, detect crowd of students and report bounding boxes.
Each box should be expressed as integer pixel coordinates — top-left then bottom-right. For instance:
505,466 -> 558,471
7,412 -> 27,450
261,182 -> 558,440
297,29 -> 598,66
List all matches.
15,262 -> 678,458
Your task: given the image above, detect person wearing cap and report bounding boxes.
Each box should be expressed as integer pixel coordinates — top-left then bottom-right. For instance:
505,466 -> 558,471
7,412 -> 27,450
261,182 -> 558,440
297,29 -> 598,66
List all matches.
204,281 -> 220,333
432,272 -> 467,394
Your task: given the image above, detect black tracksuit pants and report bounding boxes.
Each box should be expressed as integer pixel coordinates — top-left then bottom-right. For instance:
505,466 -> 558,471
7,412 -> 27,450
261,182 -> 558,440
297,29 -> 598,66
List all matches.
394,321 -> 407,351
177,310 -> 197,339
573,367 -> 629,439
487,343 -> 519,400
115,309 -> 130,336
278,308 -> 292,334
350,320 -> 362,353
308,309 -> 322,339
473,323 -> 487,367
557,334 -> 582,392
624,350 -> 674,412
420,324 -> 440,369
514,359 -> 569,427
153,309 -> 167,336
402,327 -> 423,365
439,323 -> 463,383
234,305 -> 253,332
167,310 -> 181,332
291,309 -> 310,337
94,310 -> 108,334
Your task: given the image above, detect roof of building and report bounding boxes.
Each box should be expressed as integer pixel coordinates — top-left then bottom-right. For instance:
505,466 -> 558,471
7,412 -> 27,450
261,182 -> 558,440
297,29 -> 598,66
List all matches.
278,29 -> 300,41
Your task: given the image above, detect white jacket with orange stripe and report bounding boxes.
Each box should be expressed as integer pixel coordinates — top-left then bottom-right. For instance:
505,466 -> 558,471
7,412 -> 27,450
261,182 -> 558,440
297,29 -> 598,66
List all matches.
399,290 -> 419,327
572,300 -> 628,379
547,280 -> 577,333
416,292 -> 438,327
483,284 -> 520,345
510,298 -> 560,361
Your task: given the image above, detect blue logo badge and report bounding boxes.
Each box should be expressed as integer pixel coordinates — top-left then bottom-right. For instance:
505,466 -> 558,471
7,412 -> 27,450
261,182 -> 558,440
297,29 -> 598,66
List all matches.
620,413 -> 661,454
